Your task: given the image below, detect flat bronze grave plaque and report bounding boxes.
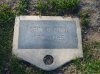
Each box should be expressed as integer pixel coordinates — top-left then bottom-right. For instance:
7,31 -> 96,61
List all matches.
13,16 -> 83,71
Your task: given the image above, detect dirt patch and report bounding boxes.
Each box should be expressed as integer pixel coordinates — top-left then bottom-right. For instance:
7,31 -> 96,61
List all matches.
91,48 -> 100,59
87,31 -> 100,42
80,0 -> 100,41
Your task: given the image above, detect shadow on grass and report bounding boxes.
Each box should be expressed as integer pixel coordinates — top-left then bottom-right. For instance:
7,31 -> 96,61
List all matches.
9,56 -> 83,74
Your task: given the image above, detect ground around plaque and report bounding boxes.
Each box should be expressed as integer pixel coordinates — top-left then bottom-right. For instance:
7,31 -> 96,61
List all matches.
0,0 -> 100,74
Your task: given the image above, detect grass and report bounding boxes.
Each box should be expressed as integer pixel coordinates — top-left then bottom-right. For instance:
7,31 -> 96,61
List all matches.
16,0 -> 30,15
0,1 -> 100,74
91,42 -> 100,49
74,42 -> 100,74
0,26 -> 13,73
0,4 -> 15,73
37,0 -> 80,15
78,10 -> 90,34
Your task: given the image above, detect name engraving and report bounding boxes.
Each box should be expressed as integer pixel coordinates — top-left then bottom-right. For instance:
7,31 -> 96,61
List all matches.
32,27 -> 67,40
32,27 -> 67,32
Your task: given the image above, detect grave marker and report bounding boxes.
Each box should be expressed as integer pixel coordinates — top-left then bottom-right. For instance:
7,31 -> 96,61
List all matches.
13,16 -> 83,71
